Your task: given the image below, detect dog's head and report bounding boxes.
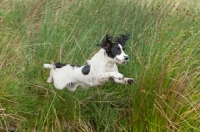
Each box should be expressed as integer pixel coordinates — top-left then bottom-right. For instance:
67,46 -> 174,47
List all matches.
97,34 -> 130,64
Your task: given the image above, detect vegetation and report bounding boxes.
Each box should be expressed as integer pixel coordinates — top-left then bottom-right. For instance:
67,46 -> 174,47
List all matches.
0,0 -> 199,131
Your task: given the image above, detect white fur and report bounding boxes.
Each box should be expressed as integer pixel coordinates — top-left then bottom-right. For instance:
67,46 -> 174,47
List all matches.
44,48 -> 134,91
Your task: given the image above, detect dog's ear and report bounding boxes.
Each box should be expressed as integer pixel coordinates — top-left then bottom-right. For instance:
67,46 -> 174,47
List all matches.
97,34 -> 112,50
115,34 -> 130,45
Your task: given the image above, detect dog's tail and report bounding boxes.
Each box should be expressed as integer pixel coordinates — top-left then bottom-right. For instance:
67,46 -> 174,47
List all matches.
43,64 -> 56,69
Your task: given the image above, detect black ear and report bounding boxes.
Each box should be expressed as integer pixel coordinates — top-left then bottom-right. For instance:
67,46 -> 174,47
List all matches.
97,34 -> 112,50
115,34 -> 130,45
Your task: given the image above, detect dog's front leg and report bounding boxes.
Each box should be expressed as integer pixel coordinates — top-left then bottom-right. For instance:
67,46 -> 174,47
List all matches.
97,72 -> 124,80
113,77 -> 134,84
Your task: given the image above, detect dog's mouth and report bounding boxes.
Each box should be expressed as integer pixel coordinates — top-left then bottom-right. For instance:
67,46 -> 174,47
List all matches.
116,58 -> 127,65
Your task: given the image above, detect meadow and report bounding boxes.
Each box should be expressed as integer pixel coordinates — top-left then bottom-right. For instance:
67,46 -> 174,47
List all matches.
0,0 -> 199,131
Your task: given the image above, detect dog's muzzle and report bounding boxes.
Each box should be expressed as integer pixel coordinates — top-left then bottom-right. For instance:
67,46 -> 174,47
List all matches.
116,56 -> 129,64
124,56 -> 129,61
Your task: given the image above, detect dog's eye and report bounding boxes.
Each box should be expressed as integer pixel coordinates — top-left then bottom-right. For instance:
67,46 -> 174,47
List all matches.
117,48 -> 121,53
122,48 -> 125,51
117,47 -> 121,52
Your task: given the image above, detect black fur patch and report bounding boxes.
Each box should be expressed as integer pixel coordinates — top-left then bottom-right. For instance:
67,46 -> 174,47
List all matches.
70,64 -> 80,67
82,65 -> 90,75
115,34 -> 130,46
54,63 -> 80,68
97,34 -> 130,59
108,43 -> 123,58
54,63 -> 67,68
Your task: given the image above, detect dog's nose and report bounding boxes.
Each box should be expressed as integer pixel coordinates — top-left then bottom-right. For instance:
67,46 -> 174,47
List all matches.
124,56 -> 129,60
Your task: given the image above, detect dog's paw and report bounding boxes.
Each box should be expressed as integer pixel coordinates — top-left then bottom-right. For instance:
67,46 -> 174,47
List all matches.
114,73 -> 124,80
47,77 -> 53,83
127,78 -> 134,84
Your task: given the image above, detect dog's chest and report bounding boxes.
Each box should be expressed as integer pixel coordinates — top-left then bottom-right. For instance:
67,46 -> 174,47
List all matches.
95,63 -> 116,73
86,63 -> 116,85
105,62 -> 118,72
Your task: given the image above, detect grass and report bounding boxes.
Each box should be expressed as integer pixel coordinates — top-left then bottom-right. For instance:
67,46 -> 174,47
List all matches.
0,0 -> 200,131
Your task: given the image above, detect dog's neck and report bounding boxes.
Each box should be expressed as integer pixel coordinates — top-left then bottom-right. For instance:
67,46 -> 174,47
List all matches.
88,49 -> 116,68
103,50 -> 116,67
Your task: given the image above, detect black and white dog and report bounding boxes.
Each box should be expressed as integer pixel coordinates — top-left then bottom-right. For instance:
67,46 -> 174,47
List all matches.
44,34 -> 134,91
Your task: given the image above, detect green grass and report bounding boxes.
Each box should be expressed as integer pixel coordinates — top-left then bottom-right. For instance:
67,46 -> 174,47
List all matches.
0,0 -> 200,131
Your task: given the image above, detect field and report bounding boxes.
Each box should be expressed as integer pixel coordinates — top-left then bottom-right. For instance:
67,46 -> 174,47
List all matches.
0,0 -> 199,131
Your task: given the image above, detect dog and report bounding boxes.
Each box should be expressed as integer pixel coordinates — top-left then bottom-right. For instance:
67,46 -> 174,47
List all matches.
43,34 -> 134,91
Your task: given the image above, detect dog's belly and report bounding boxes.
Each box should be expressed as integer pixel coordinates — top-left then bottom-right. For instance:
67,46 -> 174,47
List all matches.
90,77 -> 109,86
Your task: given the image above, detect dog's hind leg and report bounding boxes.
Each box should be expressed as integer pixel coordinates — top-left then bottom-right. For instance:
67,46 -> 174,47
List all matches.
47,68 -> 54,83
43,64 -> 55,83
67,82 -> 78,91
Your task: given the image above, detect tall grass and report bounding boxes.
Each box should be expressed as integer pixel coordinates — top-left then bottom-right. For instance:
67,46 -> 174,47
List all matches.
0,0 -> 199,131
